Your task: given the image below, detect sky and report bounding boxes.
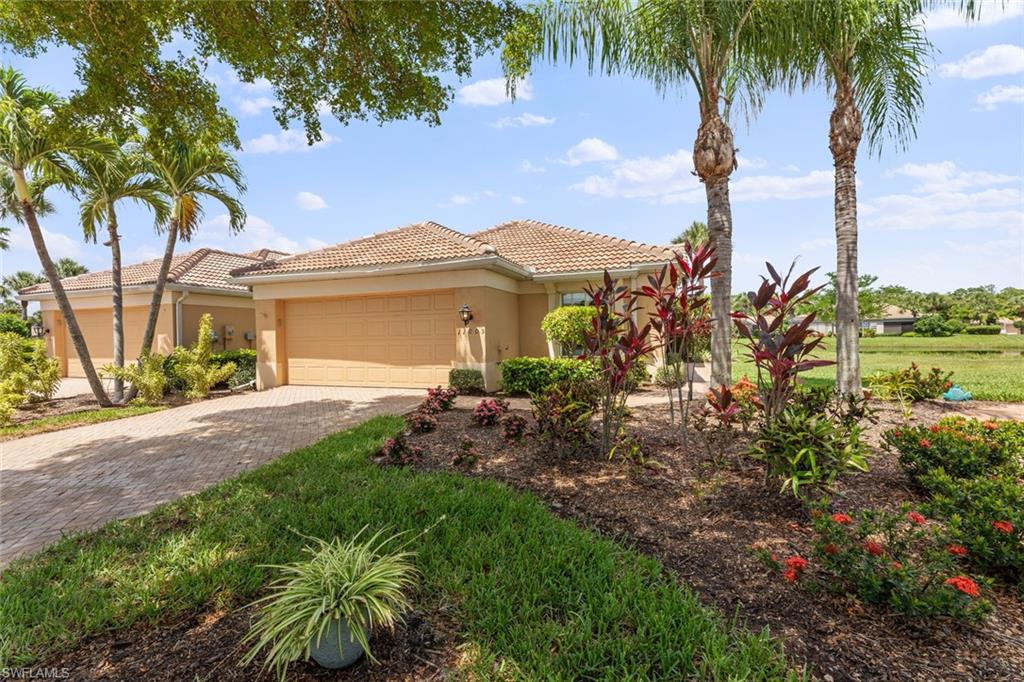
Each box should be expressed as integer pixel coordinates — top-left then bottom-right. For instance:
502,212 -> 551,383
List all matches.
1,2 -> 1022,296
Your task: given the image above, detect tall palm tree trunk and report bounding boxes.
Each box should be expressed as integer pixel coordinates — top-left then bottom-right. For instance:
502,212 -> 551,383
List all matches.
13,170 -> 111,406
124,217 -> 177,403
694,106 -> 736,388
107,203 -> 125,403
20,299 -> 29,319
830,78 -> 863,396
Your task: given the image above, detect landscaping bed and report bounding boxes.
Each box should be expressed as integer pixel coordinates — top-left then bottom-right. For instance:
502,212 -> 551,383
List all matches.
395,396 -> 1024,681
38,602 -> 459,681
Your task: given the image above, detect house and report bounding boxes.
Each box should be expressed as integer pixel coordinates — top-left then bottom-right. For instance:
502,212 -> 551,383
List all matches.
18,248 -> 287,378
229,220 -> 679,391
802,305 -> 918,336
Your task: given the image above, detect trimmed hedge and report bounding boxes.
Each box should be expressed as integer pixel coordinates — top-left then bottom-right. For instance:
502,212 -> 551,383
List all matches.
500,357 -> 649,395
964,325 -> 1001,335
449,368 -> 485,394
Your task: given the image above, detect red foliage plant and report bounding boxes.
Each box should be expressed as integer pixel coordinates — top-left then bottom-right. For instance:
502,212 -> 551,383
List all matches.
731,262 -> 833,421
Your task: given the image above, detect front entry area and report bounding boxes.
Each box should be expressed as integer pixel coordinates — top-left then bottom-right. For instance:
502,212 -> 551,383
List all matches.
284,290 -> 457,388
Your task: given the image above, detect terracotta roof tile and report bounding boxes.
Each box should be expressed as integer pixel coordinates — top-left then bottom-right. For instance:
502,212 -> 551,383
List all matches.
19,249 -> 268,296
232,221 -> 497,276
471,219 -> 675,273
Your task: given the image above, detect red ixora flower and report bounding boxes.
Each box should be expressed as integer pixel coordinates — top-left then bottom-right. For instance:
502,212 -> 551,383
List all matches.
783,567 -> 799,582
831,513 -> 854,525
823,543 -> 840,556
992,521 -> 1014,534
929,425 -> 940,434
919,438 -> 931,448
948,544 -> 969,557
983,421 -> 999,430
907,511 -> 927,525
783,556 -> 808,571
893,429 -> 902,437
862,540 -> 885,557
945,576 -> 980,598
890,561 -> 903,570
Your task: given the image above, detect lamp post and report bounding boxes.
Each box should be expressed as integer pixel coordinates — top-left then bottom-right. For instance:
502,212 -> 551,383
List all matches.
30,323 -> 47,339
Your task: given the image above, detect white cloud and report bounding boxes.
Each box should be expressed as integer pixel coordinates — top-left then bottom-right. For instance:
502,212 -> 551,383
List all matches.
570,146 -> 833,204
8,225 -> 83,259
295,191 -> 328,211
243,129 -> 337,154
511,195 -> 527,205
489,112 -> 556,129
887,161 -> 1019,192
737,155 -> 768,169
563,138 -> 619,166
975,84 -> 1024,110
923,1 -> 1024,30
198,214 -> 325,255
457,77 -> 532,106
938,44 -> 1024,79
238,96 -> 275,116
438,190 -> 505,208
861,187 -> 1024,231
519,160 -> 546,174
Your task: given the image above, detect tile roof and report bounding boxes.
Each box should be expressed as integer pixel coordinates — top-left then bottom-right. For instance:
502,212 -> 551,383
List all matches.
19,248 -> 273,296
232,219 -> 675,279
470,219 -> 675,274
231,221 -> 498,276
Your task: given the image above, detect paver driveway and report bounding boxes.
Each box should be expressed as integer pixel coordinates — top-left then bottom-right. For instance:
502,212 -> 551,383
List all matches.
0,386 -> 421,567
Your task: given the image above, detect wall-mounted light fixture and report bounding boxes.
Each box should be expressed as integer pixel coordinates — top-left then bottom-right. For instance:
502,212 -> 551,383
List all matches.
30,324 -> 48,339
458,304 -> 474,326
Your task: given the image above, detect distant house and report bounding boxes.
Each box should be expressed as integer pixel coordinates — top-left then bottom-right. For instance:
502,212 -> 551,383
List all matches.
801,305 -> 917,336
997,317 -> 1021,335
19,248 -> 288,378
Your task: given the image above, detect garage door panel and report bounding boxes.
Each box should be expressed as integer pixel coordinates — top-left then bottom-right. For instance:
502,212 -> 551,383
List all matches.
285,291 -> 455,388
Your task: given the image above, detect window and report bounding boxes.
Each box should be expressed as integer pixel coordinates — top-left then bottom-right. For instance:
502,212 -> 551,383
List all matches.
560,292 -> 588,306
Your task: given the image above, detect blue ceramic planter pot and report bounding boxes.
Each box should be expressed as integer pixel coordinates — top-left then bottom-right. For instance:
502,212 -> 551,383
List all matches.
309,615 -> 368,669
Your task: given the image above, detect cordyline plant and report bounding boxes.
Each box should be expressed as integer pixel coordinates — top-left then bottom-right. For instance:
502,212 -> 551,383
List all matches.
581,272 -> 655,458
732,262 -> 833,422
636,240 -> 717,446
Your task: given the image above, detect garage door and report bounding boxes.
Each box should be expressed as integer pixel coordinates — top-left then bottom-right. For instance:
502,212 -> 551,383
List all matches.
285,291 -> 457,387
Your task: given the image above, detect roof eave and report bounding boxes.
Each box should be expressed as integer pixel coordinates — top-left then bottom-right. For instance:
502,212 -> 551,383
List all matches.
530,261 -> 668,282
19,282 -> 251,300
229,254 -> 534,285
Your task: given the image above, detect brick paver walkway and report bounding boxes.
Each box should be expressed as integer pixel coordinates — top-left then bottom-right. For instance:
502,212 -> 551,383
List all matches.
0,386 -> 421,567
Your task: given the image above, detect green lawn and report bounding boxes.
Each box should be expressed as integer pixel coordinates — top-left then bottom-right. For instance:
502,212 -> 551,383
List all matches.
733,334 -> 1024,402
0,416 -> 800,680
0,406 -> 165,441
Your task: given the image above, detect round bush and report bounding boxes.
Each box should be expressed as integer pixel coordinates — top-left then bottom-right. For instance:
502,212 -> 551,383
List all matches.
541,305 -> 596,351
0,313 -> 30,338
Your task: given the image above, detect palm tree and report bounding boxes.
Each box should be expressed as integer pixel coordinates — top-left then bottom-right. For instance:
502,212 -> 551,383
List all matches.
1,166 -> 56,249
504,0 -> 767,387
672,220 -> 709,247
77,144 -> 169,402
1,270 -> 45,318
770,0 -> 929,394
53,257 -> 89,278
125,136 -> 245,401
0,67 -> 117,405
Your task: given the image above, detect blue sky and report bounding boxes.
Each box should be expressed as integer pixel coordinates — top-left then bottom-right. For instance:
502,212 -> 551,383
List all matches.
2,2 -> 1022,294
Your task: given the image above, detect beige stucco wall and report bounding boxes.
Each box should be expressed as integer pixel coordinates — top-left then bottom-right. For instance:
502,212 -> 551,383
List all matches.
254,299 -> 287,390
61,304 -> 174,378
517,292 -> 550,358
180,301 -> 257,351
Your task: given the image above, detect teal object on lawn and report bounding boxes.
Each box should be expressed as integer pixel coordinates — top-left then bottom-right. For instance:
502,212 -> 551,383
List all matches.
943,385 -> 972,402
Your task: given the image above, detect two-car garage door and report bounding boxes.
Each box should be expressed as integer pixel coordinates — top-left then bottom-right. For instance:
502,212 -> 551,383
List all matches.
285,290 -> 457,388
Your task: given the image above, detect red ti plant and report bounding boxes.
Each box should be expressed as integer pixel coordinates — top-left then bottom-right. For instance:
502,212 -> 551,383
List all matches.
582,271 -> 656,458
637,241 -> 718,445
732,262 -> 834,421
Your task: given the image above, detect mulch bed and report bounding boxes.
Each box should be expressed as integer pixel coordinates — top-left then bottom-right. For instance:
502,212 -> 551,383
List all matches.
39,602 -> 460,681
394,395 -> 1024,682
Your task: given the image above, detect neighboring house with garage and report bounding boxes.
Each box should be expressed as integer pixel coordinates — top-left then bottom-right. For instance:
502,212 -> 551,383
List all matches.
229,219 -> 681,392
18,248 -> 287,378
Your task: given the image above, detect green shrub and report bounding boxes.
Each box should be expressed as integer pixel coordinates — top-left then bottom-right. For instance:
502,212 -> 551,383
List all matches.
626,362 -> 650,390
748,405 -> 869,499
920,470 -> 1023,587
448,368 -> 484,394
212,348 -> 257,388
654,364 -> 684,388
859,327 -> 877,338
0,313 -> 29,338
540,305 -> 596,353
867,363 -> 952,403
499,356 -> 600,395
0,332 -> 60,424
881,417 -> 1020,483
103,353 -> 168,406
530,377 -> 598,459
788,505 -> 992,622
912,315 -> 957,337
964,325 -> 1001,335
169,314 -> 236,399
